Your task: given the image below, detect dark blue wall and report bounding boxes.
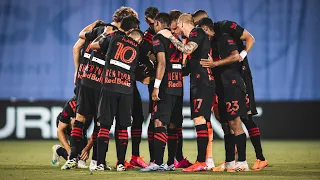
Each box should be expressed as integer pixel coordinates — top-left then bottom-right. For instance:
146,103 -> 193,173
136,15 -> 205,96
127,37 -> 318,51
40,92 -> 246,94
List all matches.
1,0 -> 319,101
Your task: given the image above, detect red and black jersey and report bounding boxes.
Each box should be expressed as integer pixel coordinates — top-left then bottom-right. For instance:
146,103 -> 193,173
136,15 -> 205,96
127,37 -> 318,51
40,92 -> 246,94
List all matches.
80,26 -> 106,90
214,20 -> 252,78
102,35 -> 140,94
214,33 -> 245,90
152,32 -> 183,96
188,27 -> 215,88
138,27 -> 156,77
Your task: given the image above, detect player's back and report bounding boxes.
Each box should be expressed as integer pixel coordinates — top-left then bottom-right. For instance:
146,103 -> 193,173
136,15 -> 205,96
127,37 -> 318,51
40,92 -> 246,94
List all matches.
103,35 -> 140,94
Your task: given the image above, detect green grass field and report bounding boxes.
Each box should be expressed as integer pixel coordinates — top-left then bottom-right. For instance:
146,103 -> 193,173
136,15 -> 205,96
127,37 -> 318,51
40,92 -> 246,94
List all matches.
0,140 -> 319,180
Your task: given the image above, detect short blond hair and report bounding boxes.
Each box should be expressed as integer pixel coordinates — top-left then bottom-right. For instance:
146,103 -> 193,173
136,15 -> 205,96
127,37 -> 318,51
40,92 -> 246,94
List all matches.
113,6 -> 139,23
177,13 -> 194,26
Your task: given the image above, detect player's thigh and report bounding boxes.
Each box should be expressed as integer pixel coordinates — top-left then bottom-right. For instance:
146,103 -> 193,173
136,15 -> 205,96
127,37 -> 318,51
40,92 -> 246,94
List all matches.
222,85 -> 248,121
190,85 -> 215,121
116,93 -> 133,128
151,93 -> 175,125
98,90 -> 118,126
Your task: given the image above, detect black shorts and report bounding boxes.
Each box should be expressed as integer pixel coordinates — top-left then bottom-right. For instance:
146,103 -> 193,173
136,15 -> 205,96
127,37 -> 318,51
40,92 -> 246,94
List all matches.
243,75 -> 258,115
97,89 -> 133,127
151,93 -> 183,125
76,85 -> 100,118
217,85 -> 248,123
190,85 -> 215,121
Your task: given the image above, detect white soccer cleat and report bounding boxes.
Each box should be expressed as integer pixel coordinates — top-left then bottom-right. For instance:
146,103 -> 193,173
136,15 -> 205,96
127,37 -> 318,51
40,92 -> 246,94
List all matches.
61,158 -> 77,170
92,164 -> 105,171
164,164 -> 175,171
234,161 -> 250,172
116,164 -> 126,171
78,160 -> 88,169
140,163 -> 161,172
51,145 -> 61,167
89,160 -> 97,171
205,158 -> 215,170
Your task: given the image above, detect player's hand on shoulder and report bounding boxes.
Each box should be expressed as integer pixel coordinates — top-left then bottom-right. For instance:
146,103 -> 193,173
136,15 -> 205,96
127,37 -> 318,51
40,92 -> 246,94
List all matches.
152,88 -> 160,101
158,29 -> 172,38
147,51 -> 156,62
94,20 -> 104,25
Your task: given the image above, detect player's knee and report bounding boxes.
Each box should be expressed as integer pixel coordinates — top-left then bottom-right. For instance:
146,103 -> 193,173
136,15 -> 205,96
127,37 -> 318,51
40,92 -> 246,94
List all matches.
168,123 -> 176,129
154,119 -> 164,127
194,116 -> 206,125
229,117 -> 244,135
76,113 -> 86,122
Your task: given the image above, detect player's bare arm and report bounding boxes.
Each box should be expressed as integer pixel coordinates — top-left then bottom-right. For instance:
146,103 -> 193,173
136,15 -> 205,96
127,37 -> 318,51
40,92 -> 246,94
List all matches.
78,20 -> 104,39
158,29 -> 198,54
90,34 -> 106,50
73,39 -> 85,83
80,136 -> 94,160
240,29 -> 255,53
169,36 -> 198,54
57,122 -> 71,154
152,52 -> 166,101
200,50 -> 240,68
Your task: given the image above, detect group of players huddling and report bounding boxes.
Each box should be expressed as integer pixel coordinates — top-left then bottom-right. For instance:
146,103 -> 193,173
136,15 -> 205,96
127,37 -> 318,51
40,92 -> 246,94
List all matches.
51,6 -> 268,173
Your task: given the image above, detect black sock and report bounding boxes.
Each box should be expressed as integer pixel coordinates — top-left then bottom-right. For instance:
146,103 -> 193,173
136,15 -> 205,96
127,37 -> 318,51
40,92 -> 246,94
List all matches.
148,121 -> 155,162
224,134 -> 235,162
167,128 -> 178,165
69,120 -> 84,159
131,126 -> 142,157
56,146 -> 68,160
116,126 -> 129,165
91,125 -> 99,161
175,127 -> 184,161
195,124 -> 208,162
235,133 -> 247,161
97,125 -> 111,165
154,127 -> 167,165
243,115 -> 265,160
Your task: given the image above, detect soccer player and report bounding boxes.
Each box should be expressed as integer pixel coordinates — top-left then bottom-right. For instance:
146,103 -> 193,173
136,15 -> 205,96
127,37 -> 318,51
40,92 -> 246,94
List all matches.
158,13 -> 215,172
51,95 -> 93,169
93,29 -> 144,171
168,9 -> 193,169
61,7 -> 139,170
140,12 -> 183,172
198,17 -> 250,172
194,10 -> 268,171
138,6 -> 160,165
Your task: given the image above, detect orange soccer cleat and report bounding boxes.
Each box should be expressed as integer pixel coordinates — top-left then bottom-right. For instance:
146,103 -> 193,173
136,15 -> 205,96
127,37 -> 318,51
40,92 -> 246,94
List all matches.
212,161 -> 236,172
252,159 -> 268,171
129,155 -> 149,168
124,160 -> 134,169
182,161 -> 207,172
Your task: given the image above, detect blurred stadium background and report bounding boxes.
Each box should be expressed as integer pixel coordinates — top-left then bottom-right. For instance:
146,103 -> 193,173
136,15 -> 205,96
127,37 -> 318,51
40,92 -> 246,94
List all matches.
0,0 -> 320,179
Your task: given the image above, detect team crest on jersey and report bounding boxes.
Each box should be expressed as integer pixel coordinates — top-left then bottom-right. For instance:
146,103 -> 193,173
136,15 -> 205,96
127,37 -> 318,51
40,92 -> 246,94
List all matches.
190,31 -> 197,37
228,39 -> 235,45
153,39 -> 160,46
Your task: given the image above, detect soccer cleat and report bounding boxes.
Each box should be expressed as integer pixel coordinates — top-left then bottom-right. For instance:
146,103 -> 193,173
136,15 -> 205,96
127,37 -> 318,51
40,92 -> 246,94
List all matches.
174,158 -> 193,168
61,158 -> 77,170
164,164 -> 175,171
205,158 -> 215,170
139,163 -> 160,172
89,160 -> 97,171
51,145 -> 61,167
129,155 -> 149,168
124,160 -> 134,169
212,161 -> 236,172
252,159 -> 268,171
234,161 -> 250,172
117,164 -> 126,171
182,161 -> 207,172
93,164 -> 105,171
78,160 -> 88,169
